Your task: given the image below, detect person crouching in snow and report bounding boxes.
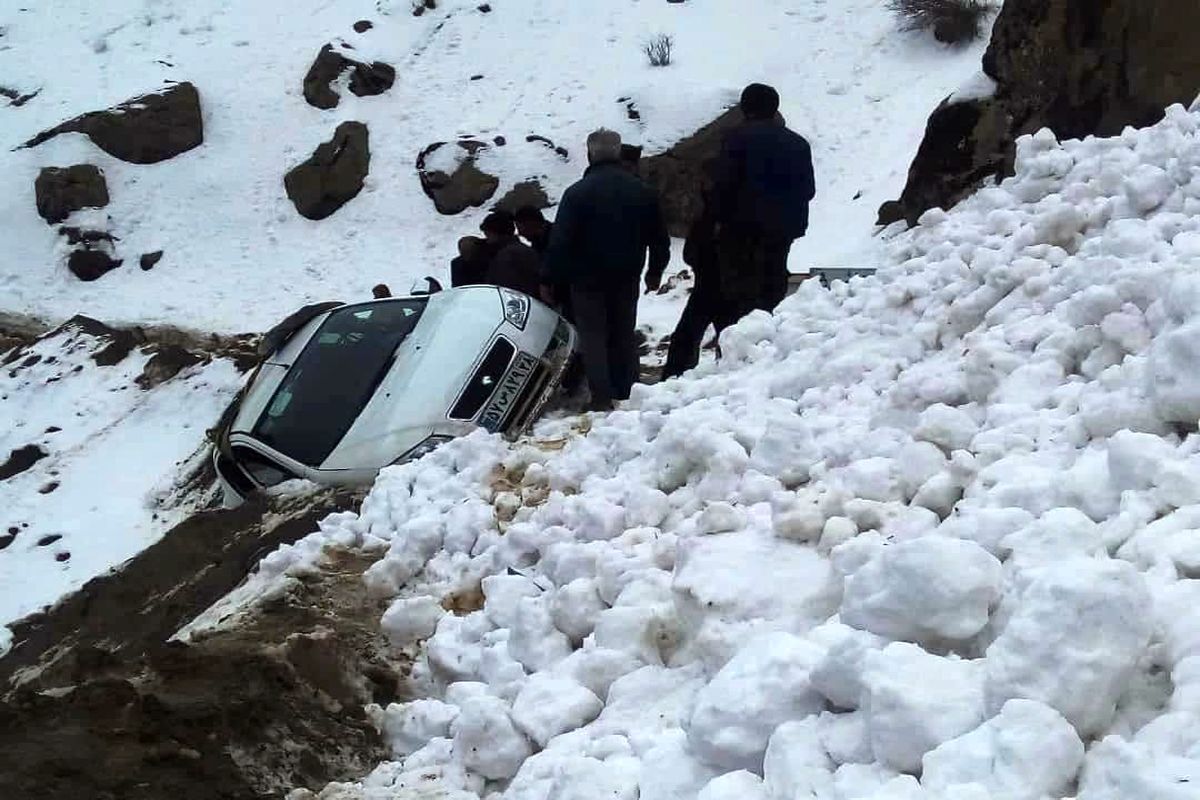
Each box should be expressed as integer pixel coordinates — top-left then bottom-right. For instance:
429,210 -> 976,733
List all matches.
710,83 -> 815,320
544,129 -> 670,412
479,210 -> 541,298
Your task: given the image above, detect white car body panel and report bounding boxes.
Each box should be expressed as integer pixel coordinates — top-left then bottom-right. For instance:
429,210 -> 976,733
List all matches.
214,286 -> 576,505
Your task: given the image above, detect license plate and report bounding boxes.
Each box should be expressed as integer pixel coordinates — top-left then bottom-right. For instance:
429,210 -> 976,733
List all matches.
479,352 -> 537,432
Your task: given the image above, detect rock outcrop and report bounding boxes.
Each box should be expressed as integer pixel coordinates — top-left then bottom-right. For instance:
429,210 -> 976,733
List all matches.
21,82 -> 203,165
640,106 -> 741,238
303,44 -> 395,110
882,0 -> 1200,226
493,180 -> 550,214
34,165 -> 109,224
284,122 -> 371,220
417,140 -> 499,215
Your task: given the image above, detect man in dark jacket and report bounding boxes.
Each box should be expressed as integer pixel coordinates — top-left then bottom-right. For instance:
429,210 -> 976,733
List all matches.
710,83 -> 815,319
450,236 -> 490,287
480,211 -> 541,297
544,129 -> 670,411
514,206 -> 554,255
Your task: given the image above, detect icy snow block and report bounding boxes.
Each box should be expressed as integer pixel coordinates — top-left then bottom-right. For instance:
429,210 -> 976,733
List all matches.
638,729 -> 721,800
450,694 -> 533,780
1149,315 -> 1200,423
810,623 -> 885,710
763,718 -> 835,799
915,403 -> 978,451
380,595 -> 444,646
380,698 -> 460,757
511,674 -> 603,748
697,770 -> 768,800
673,532 -> 838,648
841,537 -> 1002,646
921,698 -> 1084,800
861,643 -> 985,774
687,632 -> 825,771
984,558 -> 1152,737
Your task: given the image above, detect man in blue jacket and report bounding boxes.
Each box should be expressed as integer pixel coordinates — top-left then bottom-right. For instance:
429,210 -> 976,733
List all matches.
544,129 -> 670,411
710,83 -> 815,319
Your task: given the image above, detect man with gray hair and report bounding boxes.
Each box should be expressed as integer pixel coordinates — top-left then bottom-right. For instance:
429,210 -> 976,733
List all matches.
544,128 -> 670,412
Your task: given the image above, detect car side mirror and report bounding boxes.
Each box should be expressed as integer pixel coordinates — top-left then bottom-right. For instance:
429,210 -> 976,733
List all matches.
410,276 -> 444,296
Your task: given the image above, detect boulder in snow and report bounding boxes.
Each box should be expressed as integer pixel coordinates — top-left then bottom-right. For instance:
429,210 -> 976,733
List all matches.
302,43 -> 395,109
22,82 -> 203,164
34,165 -> 109,224
417,140 -> 500,215
492,179 -> 550,214
284,121 -> 370,220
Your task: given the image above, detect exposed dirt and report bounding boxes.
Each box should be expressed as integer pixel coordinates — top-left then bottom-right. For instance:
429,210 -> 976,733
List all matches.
0,490 -> 402,800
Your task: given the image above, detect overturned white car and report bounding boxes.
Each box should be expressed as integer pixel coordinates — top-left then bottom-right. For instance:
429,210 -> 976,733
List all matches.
213,286 -> 576,505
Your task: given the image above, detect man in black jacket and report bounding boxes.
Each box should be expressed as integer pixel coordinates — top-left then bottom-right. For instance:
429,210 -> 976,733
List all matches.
544,129 -> 670,411
711,83 -> 815,319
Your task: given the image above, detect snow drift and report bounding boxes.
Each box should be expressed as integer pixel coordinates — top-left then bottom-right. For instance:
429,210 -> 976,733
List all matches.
238,98 -> 1200,800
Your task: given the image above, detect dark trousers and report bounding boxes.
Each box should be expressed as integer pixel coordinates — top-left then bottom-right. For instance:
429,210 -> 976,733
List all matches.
570,279 -> 639,405
716,227 -> 793,319
663,279 -> 731,379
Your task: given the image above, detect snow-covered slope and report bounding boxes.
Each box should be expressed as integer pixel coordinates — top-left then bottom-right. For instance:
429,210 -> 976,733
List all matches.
0,325 -> 242,635
211,103 -> 1200,798
0,0 -> 985,333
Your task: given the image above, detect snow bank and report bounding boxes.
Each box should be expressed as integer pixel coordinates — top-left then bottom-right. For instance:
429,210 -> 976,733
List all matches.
248,102 -> 1200,799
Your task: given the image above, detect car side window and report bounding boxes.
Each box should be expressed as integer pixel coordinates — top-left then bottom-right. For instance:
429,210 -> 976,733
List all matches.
232,445 -> 295,488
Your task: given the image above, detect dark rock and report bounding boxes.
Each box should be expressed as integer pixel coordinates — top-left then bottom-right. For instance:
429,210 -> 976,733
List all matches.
34,165 -> 109,224
68,248 -> 123,282
493,135 -> 506,146
353,20 -> 373,32
0,85 -> 40,106
140,250 -> 164,270
21,82 -> 203,165
0,532 -> 14,550
136,345 -> 204,389
493,180 -> 550,214
303,44 -> 395,109
885,0 -> 1200,226
348,61 -> 396,99
470,74 -> 484,81
39,481 -> 59,495
36,534 -> 62,546
0,444 -> 47,481
641,105 -> 740,237
876,200 -> 906,227
478,3 -> 492,11
417,141 -> 499,215
55,551 -> 71,562
46,426 -> 61,433
57,316 -> 145,367
285,122 -> 371,220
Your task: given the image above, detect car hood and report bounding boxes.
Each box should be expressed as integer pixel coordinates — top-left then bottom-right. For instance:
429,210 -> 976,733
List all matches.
320,288 -> 504,470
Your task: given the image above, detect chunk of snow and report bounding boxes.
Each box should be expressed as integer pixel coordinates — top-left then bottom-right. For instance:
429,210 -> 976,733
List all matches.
861,643 -> 986,774
984,558 -> 1153,737
511,674 -> 603,747
921,699 -> 1085,799
687,632 -> 825,771
841,537 -> 1002,646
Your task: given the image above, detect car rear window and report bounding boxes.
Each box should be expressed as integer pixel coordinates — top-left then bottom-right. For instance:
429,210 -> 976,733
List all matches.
252,299 -> 427,466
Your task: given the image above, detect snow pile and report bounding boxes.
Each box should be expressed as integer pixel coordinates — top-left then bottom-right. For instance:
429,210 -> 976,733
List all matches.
265,100 -> 1200,799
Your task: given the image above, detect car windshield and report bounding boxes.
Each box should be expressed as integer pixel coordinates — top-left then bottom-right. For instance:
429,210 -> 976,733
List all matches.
252,299 -> 428,466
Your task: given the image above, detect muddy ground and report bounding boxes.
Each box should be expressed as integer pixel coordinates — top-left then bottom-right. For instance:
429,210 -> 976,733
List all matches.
0,489 -> 404,800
